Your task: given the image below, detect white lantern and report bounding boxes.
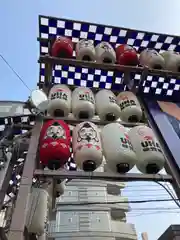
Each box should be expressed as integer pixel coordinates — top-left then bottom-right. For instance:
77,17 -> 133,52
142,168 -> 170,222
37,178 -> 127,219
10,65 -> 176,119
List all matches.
47,84 -> 71,117
161,51 -> 180,72
76,39 -> 96,61
72,87 -> 95,120
117,91 -> 142,122
129,125 -> 165,174
95,42 -> 116,64
139,49 -> 165,69
101,123 -> 137,173
72,121 -> 103,171
26,188 -> 49,235
95,89 -> 120,121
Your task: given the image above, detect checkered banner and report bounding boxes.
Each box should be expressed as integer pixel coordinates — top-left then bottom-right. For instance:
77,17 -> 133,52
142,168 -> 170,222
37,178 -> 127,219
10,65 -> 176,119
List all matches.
39,15 -> 180,102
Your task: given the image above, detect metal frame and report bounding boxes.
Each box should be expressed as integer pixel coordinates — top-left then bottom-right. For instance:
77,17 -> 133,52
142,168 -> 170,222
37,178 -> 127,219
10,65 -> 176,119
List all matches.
34,169 -> 173,182
8,120 -> 42,240
0,151 -> 14,212
39,55 -> 180,78
6,61 -> 179,240
44,115 -> 146,127
0,16 -> 179,240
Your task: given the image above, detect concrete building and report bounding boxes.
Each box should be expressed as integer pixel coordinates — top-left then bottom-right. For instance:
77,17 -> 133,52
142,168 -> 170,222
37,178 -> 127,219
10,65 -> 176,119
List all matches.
48,164 -> 137,240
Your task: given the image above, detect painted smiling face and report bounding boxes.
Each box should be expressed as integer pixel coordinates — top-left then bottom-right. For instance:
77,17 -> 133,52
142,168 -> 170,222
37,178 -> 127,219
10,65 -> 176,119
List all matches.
77,122 -> 99,143
45,122 -> 66,140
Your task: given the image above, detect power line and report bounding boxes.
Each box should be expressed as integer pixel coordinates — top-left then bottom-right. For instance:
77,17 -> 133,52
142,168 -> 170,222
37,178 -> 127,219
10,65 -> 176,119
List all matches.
56,198 -> 180,206
125,184 -> 164,188
125,184 -> 170,189
0,54 -> 31,92
155,180 -> 180,208
131,207 -> 179,211
123,188 -> 166,192
129,211 -> 180,217
126,194 -> 169,198
164,181 -> 177,199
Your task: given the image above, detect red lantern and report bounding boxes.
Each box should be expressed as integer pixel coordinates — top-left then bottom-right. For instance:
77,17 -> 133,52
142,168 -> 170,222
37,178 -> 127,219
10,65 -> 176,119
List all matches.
51,36 -> 74,58
116,44 -> 139,66
39,120 -> 71,170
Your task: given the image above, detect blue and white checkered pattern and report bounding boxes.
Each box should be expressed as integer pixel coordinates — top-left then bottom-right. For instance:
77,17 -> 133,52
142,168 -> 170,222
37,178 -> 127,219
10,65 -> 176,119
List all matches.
39,15 -> 180,102
0,115 -> 35,139
139,76 -> 180,101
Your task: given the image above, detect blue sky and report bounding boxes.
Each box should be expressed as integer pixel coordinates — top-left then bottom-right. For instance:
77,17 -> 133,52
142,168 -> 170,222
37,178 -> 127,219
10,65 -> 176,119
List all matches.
1,0 -> 180,239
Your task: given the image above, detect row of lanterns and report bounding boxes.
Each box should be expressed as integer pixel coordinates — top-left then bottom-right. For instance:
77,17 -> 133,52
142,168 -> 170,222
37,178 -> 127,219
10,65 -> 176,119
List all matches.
25,36 -> 172,238
29,120 -> 165,236
47,85 -> 142,123
51,36 -> 180,72
39,120 -> 165,175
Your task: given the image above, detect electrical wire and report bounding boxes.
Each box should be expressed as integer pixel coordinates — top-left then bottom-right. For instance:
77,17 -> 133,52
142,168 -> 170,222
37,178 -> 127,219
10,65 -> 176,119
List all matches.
154,176 -> 180,209
164,181 -> 177,199
125,183 -> 161,188
122,183 -> 173,192
124,193 -> 167,197
47,209 -> 180,228
128,211 -> 180,217
123,188 -> 166,192
130,207 -> 179,211
122,177 -> 180,210
0,54 -> 31,92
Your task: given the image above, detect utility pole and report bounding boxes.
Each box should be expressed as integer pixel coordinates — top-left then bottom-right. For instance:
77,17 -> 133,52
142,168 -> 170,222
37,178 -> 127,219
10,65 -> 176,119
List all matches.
141,232 -> 148,240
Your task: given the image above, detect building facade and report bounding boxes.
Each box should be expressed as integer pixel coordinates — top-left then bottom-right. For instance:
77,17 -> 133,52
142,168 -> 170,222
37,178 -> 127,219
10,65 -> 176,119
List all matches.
48,165 -> 137,240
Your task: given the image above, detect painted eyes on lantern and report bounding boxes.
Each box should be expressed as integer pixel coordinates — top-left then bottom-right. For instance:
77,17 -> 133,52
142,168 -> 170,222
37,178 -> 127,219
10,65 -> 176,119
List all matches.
79,128 -> 86,136
152,51 -> 158,55
124,45 -> 133,51
80,128 -> 94,137
46,129 -> 53,137
87,129 -> 94,136
100,43 -> 110,50
81,128 -> 86,133
57,128 -> 64,136
80,39 -> 90,46
146,49 -> 158,56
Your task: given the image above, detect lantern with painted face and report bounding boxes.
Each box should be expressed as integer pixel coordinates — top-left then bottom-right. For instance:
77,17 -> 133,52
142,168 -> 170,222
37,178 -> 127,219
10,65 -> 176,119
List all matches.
161,50 -> 180,72
95,42 -> 116,64
39,120 -> 71,170
76,39 -> 96,61
139,49 -> 165,69
116,44 -> 139,66
72,121 -> 103,172
51,36 -> 73,58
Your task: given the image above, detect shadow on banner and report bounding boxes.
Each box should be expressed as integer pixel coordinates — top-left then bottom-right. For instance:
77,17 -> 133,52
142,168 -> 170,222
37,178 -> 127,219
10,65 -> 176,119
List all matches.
146,100 -> 180,170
